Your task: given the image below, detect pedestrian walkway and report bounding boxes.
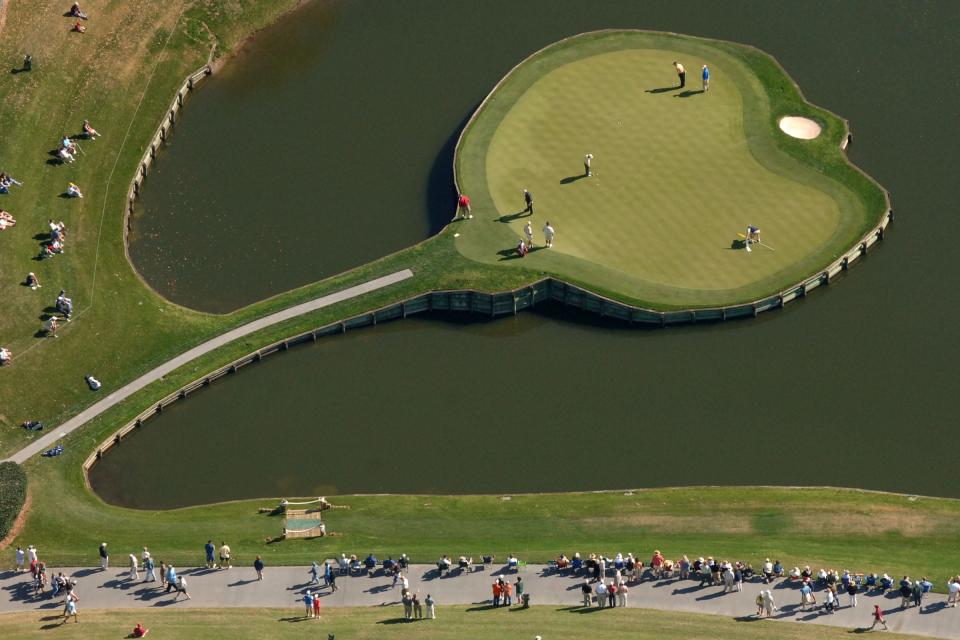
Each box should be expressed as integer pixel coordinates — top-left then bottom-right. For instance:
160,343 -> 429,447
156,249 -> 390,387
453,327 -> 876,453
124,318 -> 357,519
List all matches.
3,269 -> 414,464
1,564 -> 955,638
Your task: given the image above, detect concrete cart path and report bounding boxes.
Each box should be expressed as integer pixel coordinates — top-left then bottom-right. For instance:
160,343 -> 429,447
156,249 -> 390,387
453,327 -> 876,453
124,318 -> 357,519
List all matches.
1,564 -> 956,638
4,269 -> 414,464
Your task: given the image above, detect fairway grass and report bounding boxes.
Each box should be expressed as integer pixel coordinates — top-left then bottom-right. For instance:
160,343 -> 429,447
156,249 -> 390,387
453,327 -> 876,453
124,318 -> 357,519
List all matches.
0,606 -> 923,640
455,31 -> 888,308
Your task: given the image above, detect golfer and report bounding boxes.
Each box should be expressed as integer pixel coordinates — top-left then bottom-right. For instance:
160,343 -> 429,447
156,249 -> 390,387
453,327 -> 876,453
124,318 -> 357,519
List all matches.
523,189 -> 534,214
674,61 -> 686,88
584,153 -> 593,177
543,221 -> 555,248
523,221 -> 534,247
702,65 -> 710,91
457,193 -> 471,219
746,225 -> 760,252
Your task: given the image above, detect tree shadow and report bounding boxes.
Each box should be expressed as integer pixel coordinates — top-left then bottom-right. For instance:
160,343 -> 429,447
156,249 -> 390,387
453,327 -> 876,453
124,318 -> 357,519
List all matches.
675,90 -> 705,98
560,175 -> 586,185
645,86 -> 678,94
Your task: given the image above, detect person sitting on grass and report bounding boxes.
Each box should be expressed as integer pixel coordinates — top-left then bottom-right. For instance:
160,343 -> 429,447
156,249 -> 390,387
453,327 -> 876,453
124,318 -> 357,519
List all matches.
72,21 -> 86,34
69,3 -> 89,19
516,239 -> 528,257
58,146 -> 76,163
66,182 -> 83,198
131,622 -> 149,637
0,210 -> 16,230
82,119 -> 99,139
0,172 -> 23,193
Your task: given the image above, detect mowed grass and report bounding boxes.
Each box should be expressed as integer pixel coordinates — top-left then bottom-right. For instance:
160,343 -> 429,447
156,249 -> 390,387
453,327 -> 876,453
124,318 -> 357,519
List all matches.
12,470 -> 960,593
0,606 -> 922,640
455,31 -> 886,308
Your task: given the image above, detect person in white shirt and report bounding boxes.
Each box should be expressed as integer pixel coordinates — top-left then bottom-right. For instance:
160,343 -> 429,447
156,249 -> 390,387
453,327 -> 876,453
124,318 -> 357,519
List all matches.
523,221 -> 534,247
27,545 -> 38,564
129,554 -> 139,580
948,578 -> 960,606
543,222 -> 555,248
594,581 -> 606,608
15,546 -> 25,571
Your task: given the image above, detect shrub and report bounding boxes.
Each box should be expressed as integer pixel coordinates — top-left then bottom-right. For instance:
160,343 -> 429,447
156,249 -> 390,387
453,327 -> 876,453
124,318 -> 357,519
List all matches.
0,462 -> 27,541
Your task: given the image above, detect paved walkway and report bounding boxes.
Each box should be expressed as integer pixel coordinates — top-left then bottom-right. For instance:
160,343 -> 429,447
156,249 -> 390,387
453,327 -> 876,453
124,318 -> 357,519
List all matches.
4,270 -> 414,464
1,564 -> 956,638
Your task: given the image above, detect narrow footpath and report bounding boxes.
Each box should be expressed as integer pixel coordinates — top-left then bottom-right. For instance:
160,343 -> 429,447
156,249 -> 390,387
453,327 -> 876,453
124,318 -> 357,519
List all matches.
3,269 -> 414,464
0,564 -> 955,638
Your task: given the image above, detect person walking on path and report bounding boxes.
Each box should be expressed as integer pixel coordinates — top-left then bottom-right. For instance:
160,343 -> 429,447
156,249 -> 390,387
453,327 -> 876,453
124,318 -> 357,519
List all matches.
143,555 -> 156,582
204,540 -> 215,569
97,543 -> 108,570
175,575 -> 191,600
425,593 -> 436,619
63,590 -> 79,623
515,577 -> 524,606
523,189 -> 534,215
254,555 -> 265,581
583,153 -> 593,177
702,65 -> 710,91
15,546 -> 25,572
457,194 -> 472,220
413,593 -> 423,619
329,569 -> 338,592
310,561 -> 321,585
847,580 -> 858,607
674,61 -> 686,88
128,553 -> 139,581
948,578 -> 960,607
219,541 -> 232,569
303,591 -> 315,619
871,604 -> 889,630
762,589 -> 777,617
159,562 -> 167,588
165,565 -> 178,593
542,222 -> 555,248
523,220 -> 534,247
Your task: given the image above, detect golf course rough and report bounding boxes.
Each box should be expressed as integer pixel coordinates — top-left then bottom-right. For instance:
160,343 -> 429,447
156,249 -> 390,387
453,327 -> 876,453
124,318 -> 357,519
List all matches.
454,30 -> 889,310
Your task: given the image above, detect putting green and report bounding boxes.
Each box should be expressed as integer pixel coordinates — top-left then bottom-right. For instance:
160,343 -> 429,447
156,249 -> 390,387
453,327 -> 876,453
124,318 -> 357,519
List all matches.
454,31 -> 887,309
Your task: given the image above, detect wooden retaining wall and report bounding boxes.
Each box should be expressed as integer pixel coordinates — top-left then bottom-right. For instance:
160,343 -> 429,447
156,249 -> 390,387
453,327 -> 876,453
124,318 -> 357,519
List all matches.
82,207 -> 892,477
123,57 -> 214,241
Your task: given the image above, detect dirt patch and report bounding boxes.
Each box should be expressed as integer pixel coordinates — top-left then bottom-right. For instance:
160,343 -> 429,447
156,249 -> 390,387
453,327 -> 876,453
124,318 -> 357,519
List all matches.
0,487 -> 31,551
792,505 -> 946,537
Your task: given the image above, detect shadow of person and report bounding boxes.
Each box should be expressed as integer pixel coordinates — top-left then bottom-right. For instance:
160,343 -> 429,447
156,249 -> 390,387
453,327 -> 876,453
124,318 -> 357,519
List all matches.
497,248 -> 523,261
497,211 -> 527,223
560,175 -> 586,185
645,86 -> 677,94
675,90 -> 705,98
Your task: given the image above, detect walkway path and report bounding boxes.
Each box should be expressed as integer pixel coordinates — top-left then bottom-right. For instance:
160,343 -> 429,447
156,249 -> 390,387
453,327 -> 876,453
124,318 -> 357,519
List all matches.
4,269 -> 414,464
0,564 -> 955,638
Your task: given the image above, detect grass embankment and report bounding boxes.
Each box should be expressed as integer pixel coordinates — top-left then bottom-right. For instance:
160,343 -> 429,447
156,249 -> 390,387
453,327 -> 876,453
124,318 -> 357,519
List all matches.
0,606 -> 922,640
11,481 -> 960,591
454,30 -> 888,309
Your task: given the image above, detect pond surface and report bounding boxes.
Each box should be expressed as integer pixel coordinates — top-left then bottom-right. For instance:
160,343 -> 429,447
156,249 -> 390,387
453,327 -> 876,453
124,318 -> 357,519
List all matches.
99,0 -> 960,507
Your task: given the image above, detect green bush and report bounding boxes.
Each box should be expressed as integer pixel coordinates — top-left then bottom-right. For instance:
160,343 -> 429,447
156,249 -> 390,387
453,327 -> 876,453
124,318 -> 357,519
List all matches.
0,462 -> 27,541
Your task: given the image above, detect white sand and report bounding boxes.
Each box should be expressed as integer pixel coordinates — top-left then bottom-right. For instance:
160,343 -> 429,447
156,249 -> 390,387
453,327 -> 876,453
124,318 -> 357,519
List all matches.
778,116 -> 821,140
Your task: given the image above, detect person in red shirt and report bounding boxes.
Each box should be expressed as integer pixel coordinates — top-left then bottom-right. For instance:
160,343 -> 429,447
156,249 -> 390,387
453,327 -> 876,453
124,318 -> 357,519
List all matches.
457,194 -> 471,220
492,580 -> 502,606
132,622 -> 149,637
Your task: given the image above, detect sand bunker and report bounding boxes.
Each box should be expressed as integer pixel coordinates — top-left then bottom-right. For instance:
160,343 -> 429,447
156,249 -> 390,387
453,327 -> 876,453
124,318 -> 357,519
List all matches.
778,116 -> 822,140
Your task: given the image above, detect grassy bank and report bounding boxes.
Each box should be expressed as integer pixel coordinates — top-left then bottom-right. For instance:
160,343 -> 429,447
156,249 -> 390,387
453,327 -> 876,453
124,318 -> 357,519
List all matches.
11,474 -> 960,591
0,606 -> 922,639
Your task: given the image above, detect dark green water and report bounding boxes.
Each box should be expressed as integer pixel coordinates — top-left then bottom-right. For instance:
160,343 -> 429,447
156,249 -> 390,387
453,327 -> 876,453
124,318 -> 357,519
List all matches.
99,0 -> 960,507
